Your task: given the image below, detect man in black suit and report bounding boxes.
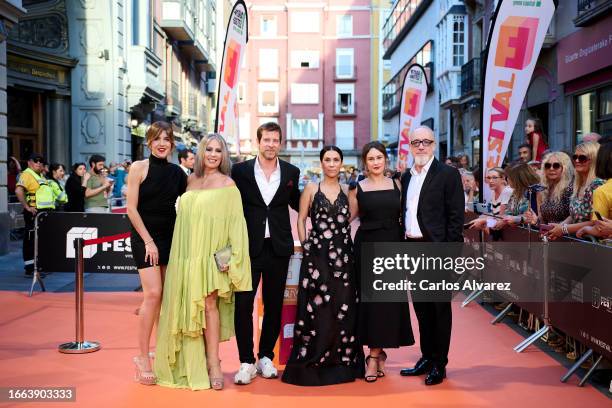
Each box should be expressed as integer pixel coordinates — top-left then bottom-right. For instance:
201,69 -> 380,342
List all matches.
232,122 -> 301,385
399,126 -> 464,385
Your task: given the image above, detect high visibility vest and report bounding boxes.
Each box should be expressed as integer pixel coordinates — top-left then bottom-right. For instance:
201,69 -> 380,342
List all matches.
49,179 -> 68,206
23,168 -> 55,210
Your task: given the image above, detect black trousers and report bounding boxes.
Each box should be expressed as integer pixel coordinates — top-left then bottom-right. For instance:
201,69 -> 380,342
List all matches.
22,210 -> 36,273
234,239 -> 290,364
413,301 -> 452,368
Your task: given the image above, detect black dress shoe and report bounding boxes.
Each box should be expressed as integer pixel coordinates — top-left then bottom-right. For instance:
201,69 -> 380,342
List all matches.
425,366 -> 446,386
400,358 -> 432,376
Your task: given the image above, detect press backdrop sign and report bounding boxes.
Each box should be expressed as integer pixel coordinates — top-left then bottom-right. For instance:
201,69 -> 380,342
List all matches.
481,0 -> 555,201
36,212 -> 136,273
397,64 -> 428,172
215,0 -> 248,154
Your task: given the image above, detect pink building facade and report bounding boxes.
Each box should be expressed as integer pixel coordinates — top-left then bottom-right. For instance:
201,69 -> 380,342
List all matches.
238,0 -> 372,169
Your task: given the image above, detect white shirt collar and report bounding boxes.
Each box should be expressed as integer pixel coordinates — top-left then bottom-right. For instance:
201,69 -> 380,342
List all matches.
255,156 -> 280,174
410,155 -> 434,177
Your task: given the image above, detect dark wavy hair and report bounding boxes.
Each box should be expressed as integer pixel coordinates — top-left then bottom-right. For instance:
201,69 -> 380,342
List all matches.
361,141 -> 388,164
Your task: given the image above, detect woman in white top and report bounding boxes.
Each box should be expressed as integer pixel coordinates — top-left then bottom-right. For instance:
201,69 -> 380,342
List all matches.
468,167 -> 513,232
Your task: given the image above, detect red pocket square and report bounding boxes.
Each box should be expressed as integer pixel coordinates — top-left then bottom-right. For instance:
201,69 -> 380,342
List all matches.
287,180 -> 294,188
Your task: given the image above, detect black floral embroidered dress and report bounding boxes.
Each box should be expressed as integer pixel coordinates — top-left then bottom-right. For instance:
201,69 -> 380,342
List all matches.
282,184 -> 364,386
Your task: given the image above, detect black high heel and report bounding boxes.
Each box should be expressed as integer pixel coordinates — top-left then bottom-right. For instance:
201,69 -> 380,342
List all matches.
365,355 -> 379,383
377,350 -> 387,377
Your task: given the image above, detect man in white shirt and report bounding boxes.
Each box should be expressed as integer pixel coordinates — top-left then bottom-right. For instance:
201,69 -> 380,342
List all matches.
178,149 -> 195,175
399,126 -> 464,386
231,122 -> 301,385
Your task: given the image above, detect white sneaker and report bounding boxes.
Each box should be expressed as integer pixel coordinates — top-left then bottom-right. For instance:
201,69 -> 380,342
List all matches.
256,357 -> 278,379
234,363 -> 257,385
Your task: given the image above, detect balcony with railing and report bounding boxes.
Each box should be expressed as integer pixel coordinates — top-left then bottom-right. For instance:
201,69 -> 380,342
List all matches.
382,0 -> 433,59
188,93 -> 198,118
165,80 -> 181,116
460,56 -> 481,100
334,101 -> 357,117
574,0 -> 612,27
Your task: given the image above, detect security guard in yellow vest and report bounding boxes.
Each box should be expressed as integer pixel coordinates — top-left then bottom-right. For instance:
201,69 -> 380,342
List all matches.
15,153 -> 51,277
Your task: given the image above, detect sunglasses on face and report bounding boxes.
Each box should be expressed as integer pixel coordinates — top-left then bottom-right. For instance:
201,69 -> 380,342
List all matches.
572,154 -> 589,164
410,139 -> 435,147
544,162 -> 562,170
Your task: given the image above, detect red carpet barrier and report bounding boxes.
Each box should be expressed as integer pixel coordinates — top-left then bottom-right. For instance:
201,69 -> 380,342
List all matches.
463,211 -> 612,381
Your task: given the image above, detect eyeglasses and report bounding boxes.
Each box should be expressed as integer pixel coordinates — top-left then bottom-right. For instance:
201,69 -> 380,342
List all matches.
410,139 -> 435,147
572,154 -> 589,164
544,162 -> 562,170
485,176 -> 500,180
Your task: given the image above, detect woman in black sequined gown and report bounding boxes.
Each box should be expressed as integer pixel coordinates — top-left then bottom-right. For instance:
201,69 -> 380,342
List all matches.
282,146 -> 364,386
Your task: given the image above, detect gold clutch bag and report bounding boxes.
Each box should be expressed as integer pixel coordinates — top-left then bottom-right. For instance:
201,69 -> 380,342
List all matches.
213,246 -> 232,271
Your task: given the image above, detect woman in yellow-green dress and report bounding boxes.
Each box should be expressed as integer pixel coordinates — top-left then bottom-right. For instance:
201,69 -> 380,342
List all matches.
154,133 -> 252,391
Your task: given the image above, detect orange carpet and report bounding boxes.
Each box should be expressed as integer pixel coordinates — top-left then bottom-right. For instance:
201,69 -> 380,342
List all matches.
0,290 -> 607,408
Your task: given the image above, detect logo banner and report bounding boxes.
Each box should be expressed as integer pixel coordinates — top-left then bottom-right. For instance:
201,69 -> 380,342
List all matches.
481,0 -> 555,201
36,212 -> 136,273
215,0 -> 248,155
397,64 -> 428,172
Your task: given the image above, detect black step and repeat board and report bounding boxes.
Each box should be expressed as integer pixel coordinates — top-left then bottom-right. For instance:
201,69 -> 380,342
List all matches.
36,212 -> 137,273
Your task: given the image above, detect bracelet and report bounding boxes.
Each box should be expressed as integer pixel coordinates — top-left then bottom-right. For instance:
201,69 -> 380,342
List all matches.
561,224 -> 569,235
144,239 -> 154,246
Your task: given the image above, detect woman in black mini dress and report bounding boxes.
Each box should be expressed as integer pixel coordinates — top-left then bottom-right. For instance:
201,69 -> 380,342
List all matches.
127,121 -> 187,384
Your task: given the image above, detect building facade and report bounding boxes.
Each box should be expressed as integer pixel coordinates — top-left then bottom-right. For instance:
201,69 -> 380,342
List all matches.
0,0 -> 25,254
238,0 -> 373,171
381,0 -> 438,167
453,0 -> 611,167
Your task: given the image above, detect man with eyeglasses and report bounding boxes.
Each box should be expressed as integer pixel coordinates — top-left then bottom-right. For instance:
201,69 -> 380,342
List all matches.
15,153 -> 47,277
399,126 -> 464,386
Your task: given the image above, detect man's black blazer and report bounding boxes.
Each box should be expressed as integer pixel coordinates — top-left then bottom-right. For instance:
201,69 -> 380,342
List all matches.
400,158 -> 464,242
232,158 -> 300,258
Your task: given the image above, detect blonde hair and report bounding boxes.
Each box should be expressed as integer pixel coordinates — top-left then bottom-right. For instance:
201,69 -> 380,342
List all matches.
194,133 -> 231,177
541,151 -> 573,202
572,141 -> 599,199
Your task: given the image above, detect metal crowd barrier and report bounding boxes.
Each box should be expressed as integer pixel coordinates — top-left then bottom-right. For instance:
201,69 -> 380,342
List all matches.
461,211 -> 612,387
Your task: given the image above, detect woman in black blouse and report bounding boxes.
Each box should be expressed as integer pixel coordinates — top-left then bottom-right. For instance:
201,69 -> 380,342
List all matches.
64,162 -> 89,212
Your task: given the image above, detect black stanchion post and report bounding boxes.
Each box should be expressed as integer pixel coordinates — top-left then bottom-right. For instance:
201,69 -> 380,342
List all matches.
58,238 -> 101,354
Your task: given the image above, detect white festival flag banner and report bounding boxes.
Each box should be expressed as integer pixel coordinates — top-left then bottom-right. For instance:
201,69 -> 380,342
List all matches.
215,0 -> 248,155
397,64 -> 428,172
481,0 -> 555,201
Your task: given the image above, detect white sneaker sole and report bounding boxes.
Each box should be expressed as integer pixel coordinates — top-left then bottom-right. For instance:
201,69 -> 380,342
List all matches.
234,372 -> 257,385
256,368 -> 278,379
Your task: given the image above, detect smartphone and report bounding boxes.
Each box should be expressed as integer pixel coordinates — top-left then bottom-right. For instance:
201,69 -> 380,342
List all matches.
594,211 -> 603,221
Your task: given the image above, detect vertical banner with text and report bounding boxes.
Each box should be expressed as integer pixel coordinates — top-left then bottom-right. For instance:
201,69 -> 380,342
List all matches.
397,64 -> 428,172
481,0 -> 555,201
215,0 -> 248,156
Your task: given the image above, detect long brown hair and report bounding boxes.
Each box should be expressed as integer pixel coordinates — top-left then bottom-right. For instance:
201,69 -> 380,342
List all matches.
527,117 -> 547,144
505,163 -> 539,201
